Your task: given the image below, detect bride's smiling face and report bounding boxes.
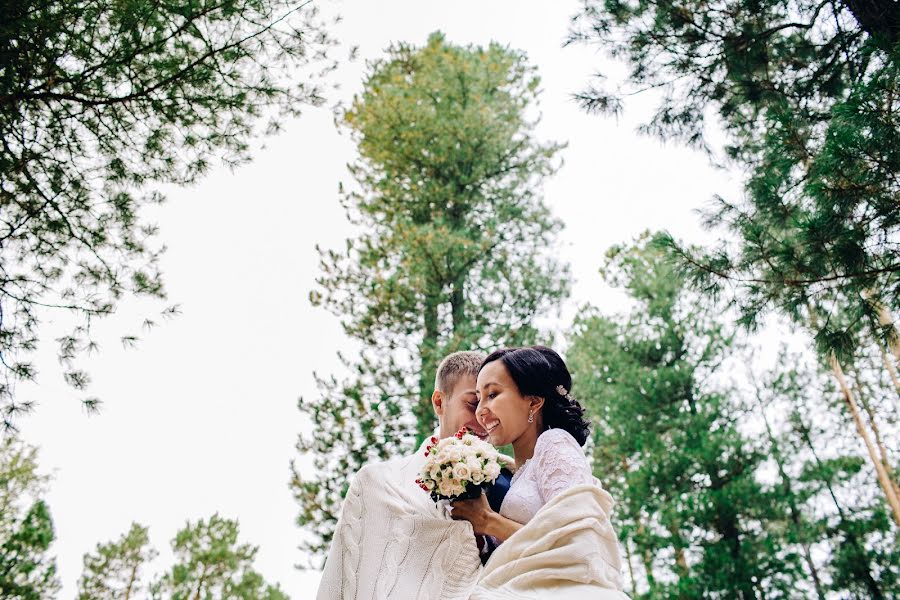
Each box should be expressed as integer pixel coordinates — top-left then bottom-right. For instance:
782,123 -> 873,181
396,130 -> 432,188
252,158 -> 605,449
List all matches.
475,360 -> 533,447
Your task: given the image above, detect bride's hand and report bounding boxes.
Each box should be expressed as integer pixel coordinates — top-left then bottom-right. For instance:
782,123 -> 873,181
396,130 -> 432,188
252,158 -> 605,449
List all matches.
450,493 -> 495,536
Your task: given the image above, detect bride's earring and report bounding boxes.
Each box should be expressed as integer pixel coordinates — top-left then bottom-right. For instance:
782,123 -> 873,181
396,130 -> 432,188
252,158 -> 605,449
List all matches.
527,409 -> 534,423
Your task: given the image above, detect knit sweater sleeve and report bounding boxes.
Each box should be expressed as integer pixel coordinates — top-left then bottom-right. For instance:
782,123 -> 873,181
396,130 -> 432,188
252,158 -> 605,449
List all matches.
317,457 -> 482,600
316,463 -> 370,600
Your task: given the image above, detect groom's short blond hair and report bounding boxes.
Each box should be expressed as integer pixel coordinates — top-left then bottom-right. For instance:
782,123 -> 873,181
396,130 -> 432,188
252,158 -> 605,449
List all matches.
435,351 -> 485,395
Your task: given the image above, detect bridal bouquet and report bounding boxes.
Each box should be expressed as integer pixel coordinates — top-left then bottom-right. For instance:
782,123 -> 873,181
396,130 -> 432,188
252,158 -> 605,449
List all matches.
416,428 -> 511,502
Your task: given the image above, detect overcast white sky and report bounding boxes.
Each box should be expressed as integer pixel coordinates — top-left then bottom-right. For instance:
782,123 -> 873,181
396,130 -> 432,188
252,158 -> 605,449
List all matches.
17,1 -> 743,598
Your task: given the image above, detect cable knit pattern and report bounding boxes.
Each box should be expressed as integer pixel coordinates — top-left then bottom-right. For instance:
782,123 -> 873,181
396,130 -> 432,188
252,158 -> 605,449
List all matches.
441,531 -> 482,599
415,527 -> 453,600
501,428 -> 593,525
316,437 -> 482,600
338,471 -> 365,600
317,431 -> 626,600
372,515 -> 415,598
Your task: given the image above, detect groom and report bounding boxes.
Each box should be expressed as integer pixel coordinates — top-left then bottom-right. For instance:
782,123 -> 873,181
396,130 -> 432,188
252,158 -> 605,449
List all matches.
316,351 -> 512,600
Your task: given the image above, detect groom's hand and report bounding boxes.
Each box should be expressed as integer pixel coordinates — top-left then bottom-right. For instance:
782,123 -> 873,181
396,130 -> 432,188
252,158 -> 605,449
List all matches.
450,493 -> 495,536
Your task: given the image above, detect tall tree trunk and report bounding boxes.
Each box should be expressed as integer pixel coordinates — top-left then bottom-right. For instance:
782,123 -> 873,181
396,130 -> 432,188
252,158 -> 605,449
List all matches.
708,471 -> 754,600
666,522 -> 689,576
622,536 -> 638,597
622,456 -> 656,593
450,273 -> 465,336
124,563 -> 137,600
849,364 -> 900,501
635,517 -> 657,593
192,565 -> 208,600
871,296 -> 900,366
794,414 -> 885,599
807,304 -> 900,525
829,354 -> 900,526
863,293 -> 900,397
753,381 -> 826,600
417,292 -> 441,438
876,340 -> 900,399
845,0 -> 900,50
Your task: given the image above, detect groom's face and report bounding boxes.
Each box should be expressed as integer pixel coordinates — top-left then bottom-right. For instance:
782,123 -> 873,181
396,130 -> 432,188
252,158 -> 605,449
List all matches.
436,374 -> 489,441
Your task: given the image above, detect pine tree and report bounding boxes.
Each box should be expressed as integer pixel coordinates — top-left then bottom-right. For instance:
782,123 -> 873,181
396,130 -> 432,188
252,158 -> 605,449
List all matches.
0,0 -> 336,424
748,360 -> 828,600
567,235 -> 805,598
769,355 -> 898,597
0,437 -> 60,599
570,0 -> 900,527
150,514 -> 287,600
78,522 -> 157,600
292,32 -> 569,561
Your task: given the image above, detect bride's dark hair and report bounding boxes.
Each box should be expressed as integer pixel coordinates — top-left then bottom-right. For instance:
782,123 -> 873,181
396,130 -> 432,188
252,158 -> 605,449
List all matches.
479,345 -> 590,446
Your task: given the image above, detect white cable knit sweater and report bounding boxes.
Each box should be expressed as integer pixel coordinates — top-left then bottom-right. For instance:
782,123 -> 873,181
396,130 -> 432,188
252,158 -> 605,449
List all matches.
316,438 -> 482,600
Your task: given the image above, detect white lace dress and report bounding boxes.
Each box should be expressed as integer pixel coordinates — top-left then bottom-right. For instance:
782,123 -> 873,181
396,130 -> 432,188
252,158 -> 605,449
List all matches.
499,428 -> 594,525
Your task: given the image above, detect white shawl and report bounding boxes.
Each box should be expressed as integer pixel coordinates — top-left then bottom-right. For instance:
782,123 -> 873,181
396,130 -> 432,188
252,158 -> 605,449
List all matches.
316,441 -> 482,600
469,483 -> 629,600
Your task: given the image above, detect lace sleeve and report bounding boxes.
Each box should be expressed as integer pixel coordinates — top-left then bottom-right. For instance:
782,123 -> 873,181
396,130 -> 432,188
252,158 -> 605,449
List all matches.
534,428 -> 593,503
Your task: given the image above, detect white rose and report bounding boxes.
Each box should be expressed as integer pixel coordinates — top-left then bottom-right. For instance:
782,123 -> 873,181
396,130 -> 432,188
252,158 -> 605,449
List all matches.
438,480 -> 453,496
453,463 -> 471,480
449,479 -> 466,496
425,479 -> 435,490
466,458 -> 484,481
484,462 -> 501,481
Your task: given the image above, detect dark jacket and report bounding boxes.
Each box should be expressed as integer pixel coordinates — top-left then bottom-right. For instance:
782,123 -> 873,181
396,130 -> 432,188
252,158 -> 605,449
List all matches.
480,468 -> 513,564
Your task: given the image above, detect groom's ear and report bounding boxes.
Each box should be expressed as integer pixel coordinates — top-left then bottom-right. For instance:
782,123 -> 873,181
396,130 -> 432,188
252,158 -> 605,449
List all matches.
432,390 -> 445,416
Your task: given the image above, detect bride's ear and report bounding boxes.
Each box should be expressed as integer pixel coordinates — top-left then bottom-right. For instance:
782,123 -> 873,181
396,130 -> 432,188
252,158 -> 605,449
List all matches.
432,390 -> 445,416
527,395 -> 545,414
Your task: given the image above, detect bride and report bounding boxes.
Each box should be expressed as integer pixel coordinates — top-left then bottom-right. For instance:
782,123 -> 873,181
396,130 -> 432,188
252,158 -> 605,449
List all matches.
451,345 -> 628,599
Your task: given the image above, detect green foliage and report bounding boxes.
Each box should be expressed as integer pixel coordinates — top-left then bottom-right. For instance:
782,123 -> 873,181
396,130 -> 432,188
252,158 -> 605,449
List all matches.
293,32 -> 569,562
571,0 -> 900,584
78,522 -> 157,600
150,514 -> 288,600
569,236 -> 802,598
774,362 -> 899,598
0,437 -> 60,599
568,234 -> 898,597
318,31 -> 567,408
0,0 -> 336,425
75,514 -> 284,600
570,0 -> 899,359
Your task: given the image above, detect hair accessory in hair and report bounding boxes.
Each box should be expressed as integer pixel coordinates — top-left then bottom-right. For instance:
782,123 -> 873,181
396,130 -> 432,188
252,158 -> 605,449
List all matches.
556,385 -> 574,401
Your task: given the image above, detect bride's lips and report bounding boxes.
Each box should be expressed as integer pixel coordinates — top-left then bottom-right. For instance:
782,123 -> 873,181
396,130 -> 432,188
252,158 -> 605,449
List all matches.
483,418 -> 501,435
467,423 -> 489,440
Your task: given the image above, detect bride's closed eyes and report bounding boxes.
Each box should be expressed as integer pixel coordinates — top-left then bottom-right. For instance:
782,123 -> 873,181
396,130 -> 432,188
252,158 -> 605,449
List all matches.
476,391 -> 498,403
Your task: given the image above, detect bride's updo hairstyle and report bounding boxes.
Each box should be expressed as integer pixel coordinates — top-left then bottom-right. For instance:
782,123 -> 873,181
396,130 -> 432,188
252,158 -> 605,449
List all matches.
479,345 -> 591,446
